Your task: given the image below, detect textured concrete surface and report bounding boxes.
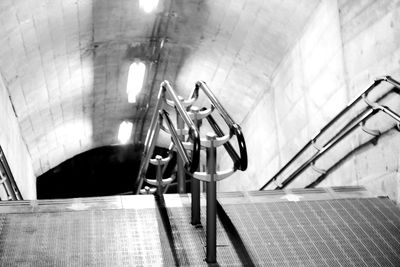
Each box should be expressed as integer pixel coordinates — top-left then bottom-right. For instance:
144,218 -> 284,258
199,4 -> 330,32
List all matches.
0,0 -> 319,178
219,0 -> 400,204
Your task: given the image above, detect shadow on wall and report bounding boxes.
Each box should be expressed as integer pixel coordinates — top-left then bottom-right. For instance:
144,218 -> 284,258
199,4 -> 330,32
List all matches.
36,143 -> 143,199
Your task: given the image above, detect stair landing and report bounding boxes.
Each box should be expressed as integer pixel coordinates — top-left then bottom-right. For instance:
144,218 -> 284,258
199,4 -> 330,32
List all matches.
0,186 -> 399,266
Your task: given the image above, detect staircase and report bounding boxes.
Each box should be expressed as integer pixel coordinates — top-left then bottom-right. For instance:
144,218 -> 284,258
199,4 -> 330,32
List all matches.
2,79 -> 400,266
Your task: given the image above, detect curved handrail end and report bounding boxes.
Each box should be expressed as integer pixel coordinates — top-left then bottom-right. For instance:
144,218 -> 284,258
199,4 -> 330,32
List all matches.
374,76 -> 390,83
231,123 -> 248,171
188,126 -> 201,173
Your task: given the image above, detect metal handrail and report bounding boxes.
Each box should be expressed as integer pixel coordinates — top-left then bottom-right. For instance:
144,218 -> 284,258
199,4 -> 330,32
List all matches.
135,90 -> 164,193
206,114 -> 246,171
135,81 -> 200,194
260,75 -> 400,190
305,123 -> 398,188
0,147 -> 22,200
135,80 -> 248,263
161,110 -> 191,166
162,81 -> 201,173
195,81 -> 248,171
278,109 -> 377,189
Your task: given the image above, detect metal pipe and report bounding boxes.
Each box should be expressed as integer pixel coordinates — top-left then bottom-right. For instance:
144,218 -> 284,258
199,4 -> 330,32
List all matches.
191,106 -> 201,225
162,81 -> 196,129
260,109 -> 365,190
0,167 -> 16,201
259,140 -> 312,190
206,133 -> 217,263
143,86 -> 165,148
196,82 -> 248,171
2,177 -> 16,200
135,87 -> 166,193
161,110 -> 190,165
0,150 -> 21,200
0,173 -> 11,200
386,76 -> 400,88
138,0 -> 174,142
269,98 -> 400,190
188,84 -> 200,102
162,81 -> 200,173
380,106 -> 400,122
206,115 -> 247,171
191,172 -> 201,224
277,109 -> 377,189
206,115 -> 240,168
176,108 -> 186,193
260,77 -> 400,191
196,81 -> 235,126
154,155 -> 166,199
306,125 -> 397,188
135,114 -> 162,194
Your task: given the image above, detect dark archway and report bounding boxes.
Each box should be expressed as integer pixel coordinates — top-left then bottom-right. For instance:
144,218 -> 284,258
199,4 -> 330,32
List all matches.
37,144 -> 144,199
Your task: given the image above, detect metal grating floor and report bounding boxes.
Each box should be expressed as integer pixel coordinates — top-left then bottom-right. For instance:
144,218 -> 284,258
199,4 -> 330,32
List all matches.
0,187 -> 399,266
219,198 -> 400,266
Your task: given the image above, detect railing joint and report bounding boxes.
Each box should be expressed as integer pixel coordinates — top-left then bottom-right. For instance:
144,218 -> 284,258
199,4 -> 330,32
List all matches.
310,162 -> 327,175
311,139 -> 322,151
360,121 -> 381,137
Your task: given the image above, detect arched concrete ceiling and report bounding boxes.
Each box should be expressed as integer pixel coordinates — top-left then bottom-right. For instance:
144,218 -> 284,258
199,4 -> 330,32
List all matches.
0,0 -> 319,176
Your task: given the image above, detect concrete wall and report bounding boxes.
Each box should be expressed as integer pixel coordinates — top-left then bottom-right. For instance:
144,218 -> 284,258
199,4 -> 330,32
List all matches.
219,0 -> 400,203
0,75 -> 36,200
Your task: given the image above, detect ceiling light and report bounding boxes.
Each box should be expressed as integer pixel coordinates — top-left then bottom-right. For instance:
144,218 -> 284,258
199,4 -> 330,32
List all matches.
139,0 -> 159,13
127,61 -> 146,103
118,121 -> 133,144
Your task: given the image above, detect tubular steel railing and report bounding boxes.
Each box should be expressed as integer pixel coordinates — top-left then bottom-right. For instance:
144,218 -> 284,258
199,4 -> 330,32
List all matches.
136,80 -> 247,263
195,81 -> 248,171
135,81 -> 200,194
260,76 -> 400,191
0,146 -> 23,201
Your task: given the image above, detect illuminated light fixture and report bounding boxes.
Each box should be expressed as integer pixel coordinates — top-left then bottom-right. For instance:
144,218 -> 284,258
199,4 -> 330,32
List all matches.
139,0 -> 159,13
127,61 -> 146,103
118,121 -> 133,144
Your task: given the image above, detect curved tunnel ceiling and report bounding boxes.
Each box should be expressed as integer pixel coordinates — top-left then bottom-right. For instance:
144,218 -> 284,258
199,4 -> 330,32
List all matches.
0,0 -> 320,176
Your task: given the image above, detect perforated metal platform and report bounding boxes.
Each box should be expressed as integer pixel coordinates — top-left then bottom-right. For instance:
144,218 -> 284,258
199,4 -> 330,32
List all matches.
0,187 -> 399,266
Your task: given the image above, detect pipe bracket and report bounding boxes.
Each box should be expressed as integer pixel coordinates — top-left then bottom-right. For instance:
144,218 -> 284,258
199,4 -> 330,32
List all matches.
201,134 -> 230,148
192,168 -> 235,182
360,121 -> 381,137
139,186 -> 157,194
310,162 -> 327,175
149,155 -> 172,166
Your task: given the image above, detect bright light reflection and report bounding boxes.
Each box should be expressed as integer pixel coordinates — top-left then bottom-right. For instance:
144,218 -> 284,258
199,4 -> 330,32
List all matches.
139,0 -> 159,13
118,121 -> 133,144
127,61 -> 146,103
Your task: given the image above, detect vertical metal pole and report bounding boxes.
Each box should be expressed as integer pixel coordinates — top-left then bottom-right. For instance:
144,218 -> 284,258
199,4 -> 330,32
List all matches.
155,155 -> 163,198
191,166 -> 201,224
176,102 -> 186,193
191,106 -> 201,225
206,133 -> 217,263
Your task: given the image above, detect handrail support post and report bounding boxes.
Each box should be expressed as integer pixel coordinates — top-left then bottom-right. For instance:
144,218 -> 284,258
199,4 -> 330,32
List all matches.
190,106 -> 201,225
191,177 -> 201,225
176,101 -> 186,193
155,155 -> 164,198
206,133 -> 217,263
